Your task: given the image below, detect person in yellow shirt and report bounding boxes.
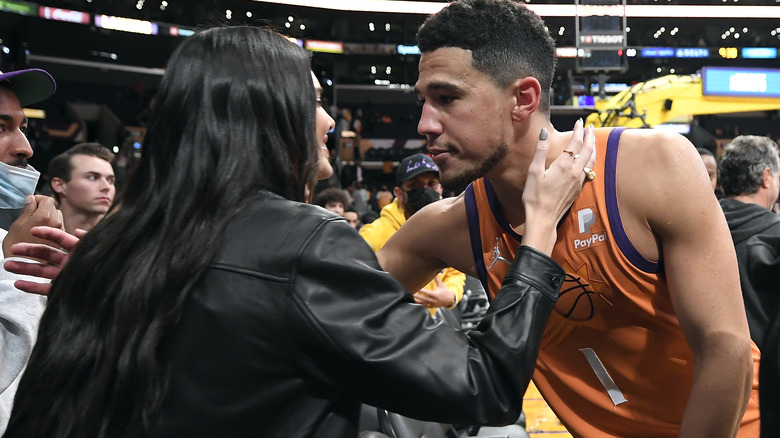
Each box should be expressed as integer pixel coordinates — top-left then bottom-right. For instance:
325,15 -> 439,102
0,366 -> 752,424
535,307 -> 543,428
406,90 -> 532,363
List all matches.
360,154 -> 464,316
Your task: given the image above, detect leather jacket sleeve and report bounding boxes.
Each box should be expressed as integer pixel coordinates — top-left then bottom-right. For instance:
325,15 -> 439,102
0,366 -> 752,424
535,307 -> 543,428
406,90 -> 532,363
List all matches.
289,219 -> 563,426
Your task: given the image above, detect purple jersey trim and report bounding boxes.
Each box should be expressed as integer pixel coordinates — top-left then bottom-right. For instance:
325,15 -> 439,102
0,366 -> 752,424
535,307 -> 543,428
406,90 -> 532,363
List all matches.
604,127 -> 660,273
484,179 -> 525,243
464,183 -> 491,296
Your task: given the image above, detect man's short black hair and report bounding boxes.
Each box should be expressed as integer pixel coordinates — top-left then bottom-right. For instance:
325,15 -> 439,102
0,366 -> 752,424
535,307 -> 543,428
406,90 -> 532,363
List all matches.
416,0 -> 556,114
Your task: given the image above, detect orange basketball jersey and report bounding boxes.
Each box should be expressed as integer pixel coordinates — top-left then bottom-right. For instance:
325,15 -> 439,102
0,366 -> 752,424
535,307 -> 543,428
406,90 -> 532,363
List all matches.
464,127 -> 760,437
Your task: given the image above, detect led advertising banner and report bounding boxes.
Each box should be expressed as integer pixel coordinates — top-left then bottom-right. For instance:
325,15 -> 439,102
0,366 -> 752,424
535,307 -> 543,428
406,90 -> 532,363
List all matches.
305,40 -> 344,54
702,67 -> 780,98
39,6 -> 90,24
742,47 -> 778,59
95,14 -> 158,35
0,0 -> 35,15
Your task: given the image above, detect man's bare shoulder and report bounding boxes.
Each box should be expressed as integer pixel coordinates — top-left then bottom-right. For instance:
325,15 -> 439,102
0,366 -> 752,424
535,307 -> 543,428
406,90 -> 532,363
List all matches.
614,128 -> 718,258
618,128 -> 694,160
615,128 -> 703,196
417,192 -> 466,218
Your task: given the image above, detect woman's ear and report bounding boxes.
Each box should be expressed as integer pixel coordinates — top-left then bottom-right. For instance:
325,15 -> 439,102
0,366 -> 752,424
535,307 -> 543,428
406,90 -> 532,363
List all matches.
511,77 -> 542,122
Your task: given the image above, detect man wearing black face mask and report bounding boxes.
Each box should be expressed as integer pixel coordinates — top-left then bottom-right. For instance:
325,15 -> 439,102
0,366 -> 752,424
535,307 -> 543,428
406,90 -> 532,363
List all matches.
360,154 -> 465,314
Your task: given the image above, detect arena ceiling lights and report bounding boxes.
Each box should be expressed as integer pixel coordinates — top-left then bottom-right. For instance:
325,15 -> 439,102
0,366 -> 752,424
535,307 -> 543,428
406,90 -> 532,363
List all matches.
250,0 -> 780,18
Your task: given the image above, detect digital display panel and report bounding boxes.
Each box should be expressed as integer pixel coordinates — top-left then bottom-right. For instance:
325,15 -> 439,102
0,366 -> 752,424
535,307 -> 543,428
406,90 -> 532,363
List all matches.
95,14 -> 158,35
702,67 -> 780,98
305,40 -> 344,54
641,47 -> 674,58
675,48 -> 709,58
742,47 -> 778,59
577,95 -> 596,107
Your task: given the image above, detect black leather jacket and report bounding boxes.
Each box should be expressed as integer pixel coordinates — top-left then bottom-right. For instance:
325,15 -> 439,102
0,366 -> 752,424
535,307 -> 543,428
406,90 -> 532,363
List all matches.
148,192 -> 564,438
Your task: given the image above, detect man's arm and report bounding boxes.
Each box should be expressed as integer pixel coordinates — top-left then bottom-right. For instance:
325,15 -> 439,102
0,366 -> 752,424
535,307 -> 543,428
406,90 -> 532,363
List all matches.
622,130 -> 752,437
379,123 -> 597,294
378,195 -> 477,293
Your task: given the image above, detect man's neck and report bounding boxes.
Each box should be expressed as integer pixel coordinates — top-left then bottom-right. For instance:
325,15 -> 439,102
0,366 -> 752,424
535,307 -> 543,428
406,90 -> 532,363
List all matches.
730,193 -> 771,211
487,121 -> 561,231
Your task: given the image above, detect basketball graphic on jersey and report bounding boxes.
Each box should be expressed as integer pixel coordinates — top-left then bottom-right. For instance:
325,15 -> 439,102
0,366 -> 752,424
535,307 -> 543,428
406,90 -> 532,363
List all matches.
554,261 -> 606,322
557,273 -> 596,320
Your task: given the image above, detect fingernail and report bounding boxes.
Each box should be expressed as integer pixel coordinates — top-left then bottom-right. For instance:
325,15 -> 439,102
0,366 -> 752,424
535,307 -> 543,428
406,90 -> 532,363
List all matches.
577,118 -> 583,126
25,195 -> 33,205
539,128 -> 548,141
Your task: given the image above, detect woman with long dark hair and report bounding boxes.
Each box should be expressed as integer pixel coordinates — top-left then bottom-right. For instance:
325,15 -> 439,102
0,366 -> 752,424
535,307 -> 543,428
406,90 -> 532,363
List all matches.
5,26 -> 595,437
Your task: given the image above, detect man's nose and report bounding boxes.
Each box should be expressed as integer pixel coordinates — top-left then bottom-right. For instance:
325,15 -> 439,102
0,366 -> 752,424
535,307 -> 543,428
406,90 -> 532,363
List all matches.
9,130 -> 34,160
417,103 -> 441,137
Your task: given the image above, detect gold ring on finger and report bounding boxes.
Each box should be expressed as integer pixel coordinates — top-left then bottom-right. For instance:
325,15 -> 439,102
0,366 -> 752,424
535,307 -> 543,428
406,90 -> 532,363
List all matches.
562,149 -> 579,159
583,167 -> 596,181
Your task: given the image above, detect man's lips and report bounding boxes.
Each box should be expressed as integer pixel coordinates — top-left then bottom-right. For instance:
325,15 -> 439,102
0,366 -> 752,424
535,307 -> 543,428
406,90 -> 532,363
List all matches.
428,148 -> 452,163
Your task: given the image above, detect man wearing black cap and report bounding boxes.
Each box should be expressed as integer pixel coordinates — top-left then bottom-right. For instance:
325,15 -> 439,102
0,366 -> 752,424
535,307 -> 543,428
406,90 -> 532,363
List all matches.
0,67 -> 59,433
360,153 -> 465,314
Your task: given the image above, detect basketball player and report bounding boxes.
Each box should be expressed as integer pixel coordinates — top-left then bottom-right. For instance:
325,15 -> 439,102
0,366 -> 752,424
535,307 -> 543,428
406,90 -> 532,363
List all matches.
376,1 -> 759,436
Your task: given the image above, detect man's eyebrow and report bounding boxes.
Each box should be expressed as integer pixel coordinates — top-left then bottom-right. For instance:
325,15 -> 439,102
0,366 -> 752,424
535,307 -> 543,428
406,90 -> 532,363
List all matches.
0,114 -> 27,125
415,81 -> 460,95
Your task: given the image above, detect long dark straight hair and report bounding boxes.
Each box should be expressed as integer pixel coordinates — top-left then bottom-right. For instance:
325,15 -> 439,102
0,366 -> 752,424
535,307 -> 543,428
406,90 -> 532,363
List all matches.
6,26 -> 318,437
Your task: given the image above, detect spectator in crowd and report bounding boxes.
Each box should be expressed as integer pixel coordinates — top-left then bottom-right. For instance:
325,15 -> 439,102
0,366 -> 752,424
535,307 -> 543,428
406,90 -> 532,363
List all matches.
746,233 -> 780,438
0,69 -> 56,232
360,153 -> 465,315
312,187 -> 351,216
48,143 -> 116,234
376,1 -> 758,436
342,207 -> 361,229
2,26 -> 594,438
719,135 -> 780,350
361,209 -> 380,226
375,184 -> 393,210
0,67 -> 59,434
351,181 -> 372,216
697,147 -> 722,197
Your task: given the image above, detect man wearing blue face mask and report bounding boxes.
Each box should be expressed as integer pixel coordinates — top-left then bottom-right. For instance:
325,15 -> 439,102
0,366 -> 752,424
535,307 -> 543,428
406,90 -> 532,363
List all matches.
360,153 -> 465,314
0,69 -> 56,230
0,68 -> 59,433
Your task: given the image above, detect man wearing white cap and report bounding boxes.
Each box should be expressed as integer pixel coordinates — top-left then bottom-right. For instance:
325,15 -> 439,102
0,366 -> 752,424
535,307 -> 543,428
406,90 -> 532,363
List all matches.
0,67 -> 59,432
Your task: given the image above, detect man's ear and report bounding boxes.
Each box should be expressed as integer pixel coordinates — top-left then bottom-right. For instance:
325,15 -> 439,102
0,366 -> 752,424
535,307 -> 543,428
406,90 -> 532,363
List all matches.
50,177 -> 66,195
762,167 -> 773,188
511,77 -> 542,122
393,186 -> 404,200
